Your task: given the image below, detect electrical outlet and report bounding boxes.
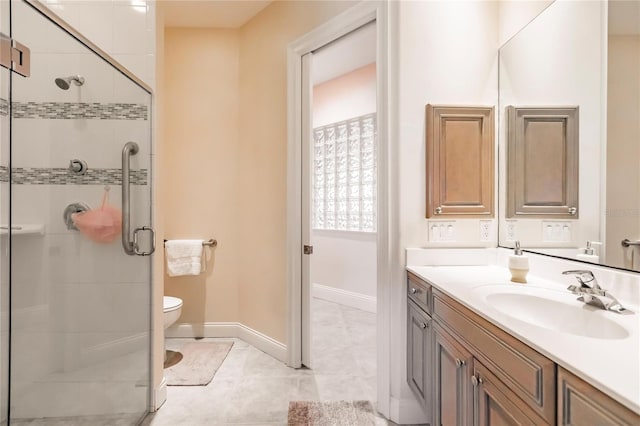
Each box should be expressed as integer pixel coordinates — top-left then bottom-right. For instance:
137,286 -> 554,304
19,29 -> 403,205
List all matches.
505,220 -> 517,241
479,220 -> 491,241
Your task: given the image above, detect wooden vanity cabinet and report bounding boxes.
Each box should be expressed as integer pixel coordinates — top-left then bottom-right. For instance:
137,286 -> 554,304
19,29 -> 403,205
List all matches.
433,323 -> 473,426
558,367 -> 640,426
406,272 -> 639,426
433,289 -> 556,424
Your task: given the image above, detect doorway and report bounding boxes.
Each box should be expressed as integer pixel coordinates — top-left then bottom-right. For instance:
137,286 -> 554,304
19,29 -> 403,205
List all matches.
304,22 -> 378,402
286,0 -> 391,417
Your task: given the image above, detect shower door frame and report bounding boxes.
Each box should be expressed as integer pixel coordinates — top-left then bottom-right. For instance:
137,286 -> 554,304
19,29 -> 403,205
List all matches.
4,0 -> 155,421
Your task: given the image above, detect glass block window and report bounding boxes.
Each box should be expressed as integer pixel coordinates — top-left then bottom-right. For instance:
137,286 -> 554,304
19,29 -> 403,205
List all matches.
313,113 -> 376,232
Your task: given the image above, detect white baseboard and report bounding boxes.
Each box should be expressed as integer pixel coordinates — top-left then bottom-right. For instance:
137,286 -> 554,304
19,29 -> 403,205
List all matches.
164,322 -> 287,363
312,283 -> 377,313
389,396 -> 429,425
152,377 -> 167,412
82,332 -> 148,369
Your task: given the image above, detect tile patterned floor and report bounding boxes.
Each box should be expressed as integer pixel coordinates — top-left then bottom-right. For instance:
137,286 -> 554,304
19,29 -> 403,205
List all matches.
142,297 -> 389,425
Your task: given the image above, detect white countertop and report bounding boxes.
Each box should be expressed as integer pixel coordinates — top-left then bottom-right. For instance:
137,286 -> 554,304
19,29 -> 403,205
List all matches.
406,265 -> 640,415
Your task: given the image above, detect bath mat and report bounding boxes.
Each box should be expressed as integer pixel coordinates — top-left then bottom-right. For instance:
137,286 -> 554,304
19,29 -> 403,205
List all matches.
287,401 -> 376,425
165,342 -> 233,386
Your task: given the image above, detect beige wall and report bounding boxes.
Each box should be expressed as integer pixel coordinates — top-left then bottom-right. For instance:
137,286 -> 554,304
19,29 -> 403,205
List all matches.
160,1 -> 356,346
162,27 -> 241,325
236,1 -> 357,343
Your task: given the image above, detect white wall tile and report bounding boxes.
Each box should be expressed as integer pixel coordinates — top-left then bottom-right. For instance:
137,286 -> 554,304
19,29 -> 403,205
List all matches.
59,282 -> 149,333
13,0 -> 84,55
112,3 -> 148,55
75,2 -> 115,53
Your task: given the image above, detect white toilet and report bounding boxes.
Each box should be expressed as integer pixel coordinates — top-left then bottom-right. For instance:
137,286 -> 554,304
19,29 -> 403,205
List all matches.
163,296 -> 183,329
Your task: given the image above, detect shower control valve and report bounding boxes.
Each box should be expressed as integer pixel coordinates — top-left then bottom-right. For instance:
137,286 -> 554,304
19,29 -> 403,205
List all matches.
69,159 -> 88,175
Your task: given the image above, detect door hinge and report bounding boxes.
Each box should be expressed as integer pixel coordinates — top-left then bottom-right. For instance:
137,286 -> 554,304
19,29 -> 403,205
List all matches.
303,245 -> 314,255
0,33 -> 31,77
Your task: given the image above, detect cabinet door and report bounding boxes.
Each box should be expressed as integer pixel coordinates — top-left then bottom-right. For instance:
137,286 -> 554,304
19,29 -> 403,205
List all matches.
407,300 -> 432,409
506,106 -> 579,218
558,367 -> 640,425
473,360 -> 548,426
426,104 -> 495,218
433,324 -> 473,426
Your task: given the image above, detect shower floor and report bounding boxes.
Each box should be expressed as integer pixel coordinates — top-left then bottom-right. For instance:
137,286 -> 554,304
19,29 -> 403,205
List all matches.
9,346 -> 149,424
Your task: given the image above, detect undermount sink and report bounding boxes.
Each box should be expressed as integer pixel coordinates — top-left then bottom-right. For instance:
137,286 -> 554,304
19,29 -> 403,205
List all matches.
474,285 -> 630,340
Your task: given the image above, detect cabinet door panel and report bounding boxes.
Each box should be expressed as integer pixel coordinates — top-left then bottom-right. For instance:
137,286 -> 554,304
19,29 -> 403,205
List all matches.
558,367 -> 640,425
426,104 -> 495,218
434,323 -> 473,426
407,300 -> 432,409
473,360 -> 548,426
506,106 -> 579,218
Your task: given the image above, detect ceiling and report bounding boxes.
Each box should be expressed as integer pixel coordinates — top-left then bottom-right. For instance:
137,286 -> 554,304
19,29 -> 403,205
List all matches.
312,21 -> 376,85
161,0 -> 272,28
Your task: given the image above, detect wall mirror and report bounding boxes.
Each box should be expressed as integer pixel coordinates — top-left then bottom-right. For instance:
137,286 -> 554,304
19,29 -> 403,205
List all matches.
498,0 -> 640,272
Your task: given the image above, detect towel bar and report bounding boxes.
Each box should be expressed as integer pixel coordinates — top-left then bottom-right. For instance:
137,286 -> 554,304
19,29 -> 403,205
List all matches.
621,239 -> 640,248
163,238 -> 217,247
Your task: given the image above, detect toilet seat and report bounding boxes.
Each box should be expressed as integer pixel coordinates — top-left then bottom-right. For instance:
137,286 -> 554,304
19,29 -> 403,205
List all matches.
163,296 -> 183,313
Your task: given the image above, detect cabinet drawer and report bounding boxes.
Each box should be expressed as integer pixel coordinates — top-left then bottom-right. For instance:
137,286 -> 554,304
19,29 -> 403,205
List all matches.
433,289 -> 555,424
407,272 -> 432,314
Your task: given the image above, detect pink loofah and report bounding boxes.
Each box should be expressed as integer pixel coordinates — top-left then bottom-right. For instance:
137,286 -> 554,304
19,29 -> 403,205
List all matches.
72,186 -> 122,243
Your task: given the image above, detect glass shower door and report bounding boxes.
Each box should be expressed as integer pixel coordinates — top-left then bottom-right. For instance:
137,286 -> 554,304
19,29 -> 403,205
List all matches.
7,1 -> 153,424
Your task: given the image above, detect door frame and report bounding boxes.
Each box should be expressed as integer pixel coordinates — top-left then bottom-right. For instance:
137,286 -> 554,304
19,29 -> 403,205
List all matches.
285,0 -> 391,417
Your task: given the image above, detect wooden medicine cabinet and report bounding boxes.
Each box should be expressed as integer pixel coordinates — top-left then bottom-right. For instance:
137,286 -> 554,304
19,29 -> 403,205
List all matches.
506,106 -> 579,218
426,105 -> 495,218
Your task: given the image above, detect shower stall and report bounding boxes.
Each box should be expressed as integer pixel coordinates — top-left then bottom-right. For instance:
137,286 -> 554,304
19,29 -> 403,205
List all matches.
1,1 -> 153,424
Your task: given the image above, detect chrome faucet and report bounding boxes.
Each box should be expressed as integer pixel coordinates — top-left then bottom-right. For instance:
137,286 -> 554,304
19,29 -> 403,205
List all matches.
562,270 -> 632,314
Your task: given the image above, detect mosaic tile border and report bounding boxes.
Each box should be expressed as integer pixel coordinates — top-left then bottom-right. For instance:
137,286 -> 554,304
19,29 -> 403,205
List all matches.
0,98 -> 147,120
0,166 -> 147,185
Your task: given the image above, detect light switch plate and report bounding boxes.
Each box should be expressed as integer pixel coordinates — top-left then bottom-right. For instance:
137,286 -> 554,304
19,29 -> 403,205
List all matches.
429,221 -> 456,242
542,221 -> 571,242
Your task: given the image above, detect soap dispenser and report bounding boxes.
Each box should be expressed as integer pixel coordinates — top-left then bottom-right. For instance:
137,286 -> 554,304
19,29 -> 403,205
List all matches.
576,241 -> 602,264
509,241 -> 529,283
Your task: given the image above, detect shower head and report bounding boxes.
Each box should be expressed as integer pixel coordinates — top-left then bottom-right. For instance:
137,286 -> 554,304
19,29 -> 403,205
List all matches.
55,75 -> 85,90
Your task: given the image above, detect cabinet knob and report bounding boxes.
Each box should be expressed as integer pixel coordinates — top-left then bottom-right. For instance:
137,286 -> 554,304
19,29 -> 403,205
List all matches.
410,287 -> 420,294
568,207 -> 577,215
471,375 -> 483,386
420,322 -> 428,329
455,358 -> 465,367
435,206 -> 443,215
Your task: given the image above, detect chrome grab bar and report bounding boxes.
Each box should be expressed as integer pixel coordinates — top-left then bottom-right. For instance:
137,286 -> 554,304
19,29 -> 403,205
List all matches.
622,239 -> 640,248
121,142 -> 156,256
122,141 -> 139,255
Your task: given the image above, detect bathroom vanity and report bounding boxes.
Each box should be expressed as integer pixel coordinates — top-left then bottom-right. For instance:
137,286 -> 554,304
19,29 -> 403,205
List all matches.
406,266 -> 640,425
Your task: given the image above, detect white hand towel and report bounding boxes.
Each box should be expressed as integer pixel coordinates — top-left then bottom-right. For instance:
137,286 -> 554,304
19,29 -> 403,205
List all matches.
165,239 -> 204,277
